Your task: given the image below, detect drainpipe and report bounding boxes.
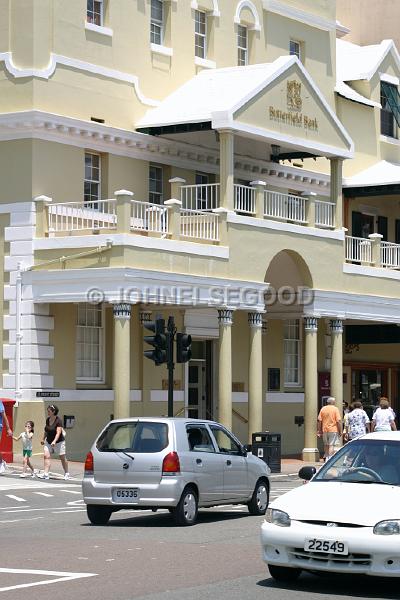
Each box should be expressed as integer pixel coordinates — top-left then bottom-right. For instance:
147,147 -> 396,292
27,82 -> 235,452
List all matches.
15,263 -> 23,407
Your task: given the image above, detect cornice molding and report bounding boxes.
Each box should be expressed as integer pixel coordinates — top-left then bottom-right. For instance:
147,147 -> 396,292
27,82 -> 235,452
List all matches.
262,0 -> 336,32
0,110 -> 330,194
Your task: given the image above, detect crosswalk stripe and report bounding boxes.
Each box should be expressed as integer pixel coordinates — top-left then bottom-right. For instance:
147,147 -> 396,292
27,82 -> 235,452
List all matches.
33,492 -> 54,498
5,495 -> 26,502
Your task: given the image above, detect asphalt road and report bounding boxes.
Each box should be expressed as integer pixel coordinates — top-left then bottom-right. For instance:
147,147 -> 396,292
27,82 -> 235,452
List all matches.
0,473 -> 397,600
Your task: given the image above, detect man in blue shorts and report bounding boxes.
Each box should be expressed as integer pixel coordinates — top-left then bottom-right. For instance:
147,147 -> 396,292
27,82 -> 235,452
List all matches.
0,399 -> 13,474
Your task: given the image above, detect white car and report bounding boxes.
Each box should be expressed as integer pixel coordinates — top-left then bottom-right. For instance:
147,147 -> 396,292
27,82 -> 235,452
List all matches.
261,432 -> 400,581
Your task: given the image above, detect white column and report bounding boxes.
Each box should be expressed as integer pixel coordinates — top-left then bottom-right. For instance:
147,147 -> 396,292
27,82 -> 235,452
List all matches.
330,318 -> 344,418
302,316 -> 320,462
219,130 -> 234,211
113,303 -> 132,419
248,312 -> 263,443
218,308 -> 233,430
330,158 -> 343,230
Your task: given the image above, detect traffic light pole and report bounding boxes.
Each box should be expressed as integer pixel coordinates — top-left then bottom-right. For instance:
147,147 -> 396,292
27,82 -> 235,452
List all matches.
167,316 -> 175,417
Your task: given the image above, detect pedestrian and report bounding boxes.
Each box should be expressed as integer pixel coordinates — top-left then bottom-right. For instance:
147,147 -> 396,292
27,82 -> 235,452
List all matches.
371,397 -> 396,432
13,421 -> 35,478
38,404 -> 70,480
317,397 -> 342,462
344,401 -> 370,441
0,399 -> 13,474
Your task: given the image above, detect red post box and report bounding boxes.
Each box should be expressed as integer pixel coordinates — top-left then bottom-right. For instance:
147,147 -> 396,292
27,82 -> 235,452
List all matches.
0,398 -> 15,462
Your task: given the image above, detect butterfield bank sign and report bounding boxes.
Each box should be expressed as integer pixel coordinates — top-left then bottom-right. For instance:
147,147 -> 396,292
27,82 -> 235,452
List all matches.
269,80 -> 319,132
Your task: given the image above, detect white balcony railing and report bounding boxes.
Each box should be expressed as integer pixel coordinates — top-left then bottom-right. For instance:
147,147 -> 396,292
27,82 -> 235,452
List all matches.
264,190 -> 307,223
315,200 -> 335,228
180,183 -> 220,211
234,184 -> 256,215
131,200 -> 168,234
48,199 -> 117,232
381,241 -> 400,269
180,209 -> 219,242
345,236 -> 372,264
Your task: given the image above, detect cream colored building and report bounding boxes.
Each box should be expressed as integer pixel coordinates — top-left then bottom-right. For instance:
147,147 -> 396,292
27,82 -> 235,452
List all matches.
1,0 -> 400,461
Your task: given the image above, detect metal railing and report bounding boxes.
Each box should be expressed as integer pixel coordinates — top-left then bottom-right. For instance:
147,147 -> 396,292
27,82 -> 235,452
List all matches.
131,200 -> 168,234
315,200 -> 335,228
234,184 -> 256,215
48,199 -> 117,232
180,209 -> 219,242
180,183 -> 220,211
381,241 -> 400,269
345,236 -> 372,263
264,190 -> 307,223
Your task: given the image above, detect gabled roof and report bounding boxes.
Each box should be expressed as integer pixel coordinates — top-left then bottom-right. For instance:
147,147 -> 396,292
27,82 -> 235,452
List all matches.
344,160 -> 400,188
336,38 -> 400,82
335,81 -> 380,109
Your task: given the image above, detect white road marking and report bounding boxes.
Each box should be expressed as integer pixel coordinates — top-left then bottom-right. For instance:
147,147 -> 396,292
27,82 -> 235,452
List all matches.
5,495 -> 26,502
0,505 -> 30,510
34,492 -> 54,497
0,517 -> 44,524
53,510 -> 86,514
0,567 -> 97,592
60,489 -> 81,495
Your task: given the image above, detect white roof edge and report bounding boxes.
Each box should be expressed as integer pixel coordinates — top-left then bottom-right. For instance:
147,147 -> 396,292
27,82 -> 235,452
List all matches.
343,160 -> 400,188
335,81 -> 381,109
336,20 -> 350,38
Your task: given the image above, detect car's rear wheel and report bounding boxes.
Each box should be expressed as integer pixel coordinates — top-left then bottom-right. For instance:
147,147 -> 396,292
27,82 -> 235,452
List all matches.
248,479 -> 269,515
268,564 -> 301,582
86,504 -> 112,525
172,486 -> 198,526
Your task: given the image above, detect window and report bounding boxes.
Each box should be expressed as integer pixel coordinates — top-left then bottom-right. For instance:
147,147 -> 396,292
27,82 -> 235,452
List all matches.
97,421 -> 169,453
84,152 -> 101,206
209,425 -> 242,455
195,10 -> 207,59
381,82 -> 398,138
149,165 -> 163,204
187,426 -> 215,452
150,0 -> 163,45
284,320 -> 301,386
289,39 -> 302,61
195,172 -> 209,210
76,303 -> 104,383
87,0 -> 103,26
237,25 -> 248,66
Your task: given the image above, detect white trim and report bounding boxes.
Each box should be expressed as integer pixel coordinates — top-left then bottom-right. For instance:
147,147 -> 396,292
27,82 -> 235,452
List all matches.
265,392 -> 304,403
234,0 -> 261,31
380,134 -> 400,147
151,390 -> 185,402
343,262 -> 400,281
191,0 -> 221,17
262,0 -> 337,32
379,72 -> 400,86
195,56 -> 216,69
335,81 -> 381,109
0,53 -> 159,107
0,389 -> 142,402
227,212 -> 345,240
34,232 -> 229,259
232,392 -> 248,403
84,22 -> 113,37
150,43 -> 173,57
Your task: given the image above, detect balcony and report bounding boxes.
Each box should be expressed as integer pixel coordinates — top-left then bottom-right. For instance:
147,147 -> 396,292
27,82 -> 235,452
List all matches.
345,235 -> 400,269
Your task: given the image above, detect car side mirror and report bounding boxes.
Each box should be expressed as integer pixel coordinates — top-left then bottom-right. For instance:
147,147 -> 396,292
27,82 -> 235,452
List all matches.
298,466 -> 316,481
243,444 -> 251,455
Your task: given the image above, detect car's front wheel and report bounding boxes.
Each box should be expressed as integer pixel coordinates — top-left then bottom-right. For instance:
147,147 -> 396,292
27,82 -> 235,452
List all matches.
268,564 -> 301,582
86,504 -> 112,525
248,479 -> 269,515
172,486 -> 198,526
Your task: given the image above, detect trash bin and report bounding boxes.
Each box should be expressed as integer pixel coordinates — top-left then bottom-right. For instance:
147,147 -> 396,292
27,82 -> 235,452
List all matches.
251,432 -> 281,473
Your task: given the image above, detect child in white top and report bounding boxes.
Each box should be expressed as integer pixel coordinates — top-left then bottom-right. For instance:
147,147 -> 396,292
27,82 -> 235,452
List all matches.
13,421 -> 35,478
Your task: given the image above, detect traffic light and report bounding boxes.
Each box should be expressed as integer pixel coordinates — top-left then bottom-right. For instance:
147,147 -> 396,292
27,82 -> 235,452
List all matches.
176,333 -> 192,363
143,318 -> 168,365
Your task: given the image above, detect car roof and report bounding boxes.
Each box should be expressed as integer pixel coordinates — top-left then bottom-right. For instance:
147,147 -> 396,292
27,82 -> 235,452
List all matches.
107,417 -> 219,426
356,432 -> 400,442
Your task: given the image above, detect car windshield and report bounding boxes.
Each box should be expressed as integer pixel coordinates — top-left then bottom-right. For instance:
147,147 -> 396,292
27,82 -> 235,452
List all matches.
313,439 -> 400,486
96,421 -> 169,453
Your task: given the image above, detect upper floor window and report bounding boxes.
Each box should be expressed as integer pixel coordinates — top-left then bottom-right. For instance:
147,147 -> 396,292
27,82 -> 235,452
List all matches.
289,39 -> 303,62
87,0 -> 103,26
284,320 -> 301,387
149,165 -> 163,204
151,0 -> 164,45
237,25 -> 248,66
84,152 -> 101,206
195,10 -> 207,59
76,303 -> 104,383
381,82 -> 399,138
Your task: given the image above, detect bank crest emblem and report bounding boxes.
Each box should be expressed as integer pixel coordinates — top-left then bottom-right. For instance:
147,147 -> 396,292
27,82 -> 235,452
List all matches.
287,80 -> 302,112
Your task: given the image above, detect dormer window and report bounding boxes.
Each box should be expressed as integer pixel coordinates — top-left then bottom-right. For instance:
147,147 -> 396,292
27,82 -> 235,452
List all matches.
381,82 -> 400,139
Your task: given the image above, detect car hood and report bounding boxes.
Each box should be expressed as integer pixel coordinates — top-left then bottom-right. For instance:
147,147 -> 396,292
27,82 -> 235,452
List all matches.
270,481 -> 400,526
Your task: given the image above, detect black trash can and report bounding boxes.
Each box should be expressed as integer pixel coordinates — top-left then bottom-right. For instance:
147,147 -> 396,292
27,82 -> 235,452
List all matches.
251,432 -> 281,473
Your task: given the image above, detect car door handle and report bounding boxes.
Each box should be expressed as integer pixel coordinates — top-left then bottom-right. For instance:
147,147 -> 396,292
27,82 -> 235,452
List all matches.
226,459 -> 232,466
196,458 -> 202,465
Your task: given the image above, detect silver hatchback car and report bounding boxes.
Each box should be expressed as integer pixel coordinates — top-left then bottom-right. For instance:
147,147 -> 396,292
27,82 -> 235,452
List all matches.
82,417 -> 270,526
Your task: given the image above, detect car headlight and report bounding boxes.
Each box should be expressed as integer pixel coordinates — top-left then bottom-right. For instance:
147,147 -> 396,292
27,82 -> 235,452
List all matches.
374,520 -> 400,535
266,508 -> 291,527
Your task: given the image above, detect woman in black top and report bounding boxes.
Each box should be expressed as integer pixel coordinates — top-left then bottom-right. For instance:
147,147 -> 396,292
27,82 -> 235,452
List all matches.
39,404 -> 69,480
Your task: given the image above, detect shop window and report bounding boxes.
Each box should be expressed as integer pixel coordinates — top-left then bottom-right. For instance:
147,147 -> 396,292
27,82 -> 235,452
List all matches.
87,0 -> 103,26
237,25 -> 248,66
195,10 -> 207,59
150,0 -> 164,45
76,303 -> 105,383
84,152 -> 101,207
149,165 -> 163,204
284,320 -> 301,386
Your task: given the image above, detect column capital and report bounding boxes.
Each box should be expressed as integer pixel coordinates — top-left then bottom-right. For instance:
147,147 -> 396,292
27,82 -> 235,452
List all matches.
330,318 -> 344,334
248,312 -> 263,328
113,303 -> 132,320
304,316 -> 318,331
218,308 -> 233,326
